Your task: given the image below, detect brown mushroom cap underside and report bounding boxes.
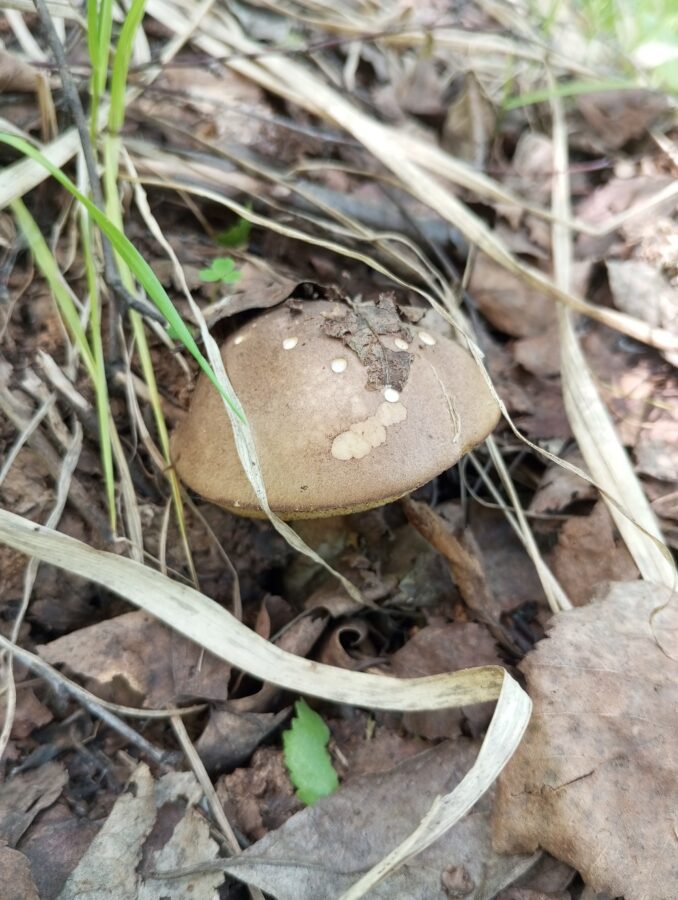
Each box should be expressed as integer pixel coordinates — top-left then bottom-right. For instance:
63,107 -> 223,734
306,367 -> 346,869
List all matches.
171,301 -> 500,519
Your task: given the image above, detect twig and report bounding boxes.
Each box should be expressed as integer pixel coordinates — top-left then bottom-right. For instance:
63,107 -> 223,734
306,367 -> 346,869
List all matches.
0,632 -> 172,766
402,497 -> 523,656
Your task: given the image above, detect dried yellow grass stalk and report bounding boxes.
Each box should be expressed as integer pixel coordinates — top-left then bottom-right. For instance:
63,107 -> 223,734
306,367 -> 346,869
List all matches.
550,81 -> 675,588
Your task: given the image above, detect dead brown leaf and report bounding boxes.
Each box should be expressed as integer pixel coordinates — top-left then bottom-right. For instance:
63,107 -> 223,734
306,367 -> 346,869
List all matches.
58,764 -> 222,900
468,255 -> 556,338
321,294 -> 413,391
550,501 -> 639,605
331,716 -> 430,778
442,74 -> 496,164
437,503 -> 545,615
203,261 -> 301,326
576,174 -> 676,258
37,610 -> 230,707
0,762 -> 68,846
529,451 -> 596,515
316,619 -> 382,669
0,844 -> 39,900
513,327 -> 562,378
635,389 -> 678,482
390,623 -> 501,739
607,260 -> 678,366
195,706 -> 289,774
607,260 -> 677,332
0,48 -> 40,93
493,581 -> 678,899
403,497 -> 521,652
10,686 -> 53,740
217,746 -> 301,841
576,89 -> 670,150
220,741 -> 535,899
18,802 -> 102,900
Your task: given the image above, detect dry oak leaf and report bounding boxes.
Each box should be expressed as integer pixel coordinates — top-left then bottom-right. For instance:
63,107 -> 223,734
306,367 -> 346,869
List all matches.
493,581 -> 678,900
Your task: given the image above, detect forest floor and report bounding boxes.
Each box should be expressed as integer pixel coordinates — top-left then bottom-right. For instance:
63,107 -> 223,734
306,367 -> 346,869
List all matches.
0,2 -> 677,899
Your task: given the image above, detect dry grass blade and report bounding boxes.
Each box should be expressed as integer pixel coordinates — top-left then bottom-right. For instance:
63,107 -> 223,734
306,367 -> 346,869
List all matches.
0,420 -> 82,759
549,78 -> 676,589
340,676 -> 529,899
1,0 -> 82,20
0,510 -> 531,896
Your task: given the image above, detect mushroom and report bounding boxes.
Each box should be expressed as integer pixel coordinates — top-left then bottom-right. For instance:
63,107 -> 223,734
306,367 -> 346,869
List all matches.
170,299 -> 500,519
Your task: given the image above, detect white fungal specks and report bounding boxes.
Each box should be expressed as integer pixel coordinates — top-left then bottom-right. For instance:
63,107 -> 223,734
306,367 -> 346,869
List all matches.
419,331 -> 436,346
331,401 -> 407,461
282,337 -> 298,350
394,337 -> 409,351
331,357 -> 347,373
384,387 -> 400,403
233,335 -> 245,346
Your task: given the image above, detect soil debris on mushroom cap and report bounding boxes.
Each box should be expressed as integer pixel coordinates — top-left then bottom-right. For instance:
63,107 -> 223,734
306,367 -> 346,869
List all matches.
320,291 -> 413,391
170,299 -> 500,519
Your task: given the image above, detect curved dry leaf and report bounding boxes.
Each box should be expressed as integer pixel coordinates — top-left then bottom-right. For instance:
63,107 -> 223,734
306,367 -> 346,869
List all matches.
493,581 -> 678,899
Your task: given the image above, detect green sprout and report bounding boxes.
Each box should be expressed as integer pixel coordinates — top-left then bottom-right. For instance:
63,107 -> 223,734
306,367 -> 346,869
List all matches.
282,699 -> 339,806
199,256 -> 242,285
216,210 -> 252,248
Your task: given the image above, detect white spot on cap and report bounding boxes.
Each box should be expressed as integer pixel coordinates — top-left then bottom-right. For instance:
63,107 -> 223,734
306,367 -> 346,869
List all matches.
384,387 -> 400,403
331,402 -> 407,461
282,337 -> 298,350
331,357 -> 347,373
375,401 -> 407,426
331,431 -> 372,460
394,337 -> 409,351
233,335 -> 245,345
350,418 -> 386,446
419,331 -> 436,346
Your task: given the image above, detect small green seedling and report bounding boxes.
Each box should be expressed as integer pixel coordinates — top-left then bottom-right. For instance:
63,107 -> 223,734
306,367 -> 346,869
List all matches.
217,210 -> 252,248
199,256 -> 242,284
282,699 -> 339,806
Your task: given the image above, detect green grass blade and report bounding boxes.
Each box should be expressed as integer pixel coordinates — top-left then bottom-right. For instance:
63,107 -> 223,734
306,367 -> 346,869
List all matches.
503,78 -> 639,110
87,0 -> 114,136
108,0 -> 147,134
11,198 -> 96,380
0,133 -> 244,421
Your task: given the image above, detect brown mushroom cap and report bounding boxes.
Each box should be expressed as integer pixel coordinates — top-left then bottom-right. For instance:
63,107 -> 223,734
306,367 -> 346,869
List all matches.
171,300 -> 500,519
